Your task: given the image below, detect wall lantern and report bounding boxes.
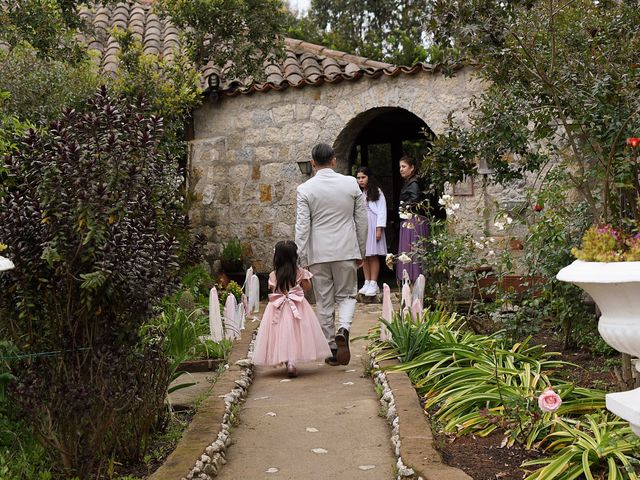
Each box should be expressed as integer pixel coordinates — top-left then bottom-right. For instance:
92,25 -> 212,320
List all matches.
296,159 -> 312,176
0,256 -> 15,272
208,72 -> 220,91
208,73 -> 221,103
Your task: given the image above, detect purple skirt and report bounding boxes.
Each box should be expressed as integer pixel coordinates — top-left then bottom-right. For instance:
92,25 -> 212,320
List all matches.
396,215 -> 429,282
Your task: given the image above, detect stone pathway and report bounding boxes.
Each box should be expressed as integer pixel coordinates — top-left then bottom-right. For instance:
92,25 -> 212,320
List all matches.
216,303 -> 395,480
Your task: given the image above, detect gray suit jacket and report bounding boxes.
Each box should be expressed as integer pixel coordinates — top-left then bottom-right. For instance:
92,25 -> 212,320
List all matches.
295,168 -> 368,266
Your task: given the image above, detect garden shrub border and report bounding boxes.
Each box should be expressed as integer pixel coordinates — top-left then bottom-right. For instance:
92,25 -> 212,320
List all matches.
149,320 -> 259,480
370,354 -> 472,480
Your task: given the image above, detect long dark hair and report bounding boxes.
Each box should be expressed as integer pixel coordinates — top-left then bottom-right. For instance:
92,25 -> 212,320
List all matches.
273,240 -> 298,293
356,166 -> 380,202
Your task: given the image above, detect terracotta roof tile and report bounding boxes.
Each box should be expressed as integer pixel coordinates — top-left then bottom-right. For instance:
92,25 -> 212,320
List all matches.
81,1 -> 439,95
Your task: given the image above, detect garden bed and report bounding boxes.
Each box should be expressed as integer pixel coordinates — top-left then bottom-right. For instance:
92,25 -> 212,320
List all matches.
371,308 -> 637,480
118,408 -> 196,479
424,325 -> 621,480
436,430 -> 541,480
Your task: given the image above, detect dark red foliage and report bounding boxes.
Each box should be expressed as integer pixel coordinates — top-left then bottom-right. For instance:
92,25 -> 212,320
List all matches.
0,86 -> 185,477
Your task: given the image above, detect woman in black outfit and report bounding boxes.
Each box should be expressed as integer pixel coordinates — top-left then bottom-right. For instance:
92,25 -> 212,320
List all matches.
396,155 -> 428,282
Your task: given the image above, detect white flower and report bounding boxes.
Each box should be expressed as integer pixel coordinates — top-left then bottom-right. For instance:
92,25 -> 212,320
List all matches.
446,208 -> 455,216
487,250 -> 495,256
398,253 -> 412,264
506,216 -> 513,224
452,203 -> 460,210
474,241 -> 485,250
438,194 -> 452,206
494,221 -> 505,231
431,239 -> 438,245
489,237 -> 496,243
479,236 -> 485,241
385,254 -> 395,269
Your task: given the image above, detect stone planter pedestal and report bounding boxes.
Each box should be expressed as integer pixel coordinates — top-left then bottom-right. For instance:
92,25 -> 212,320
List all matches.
557,260 -> 640,435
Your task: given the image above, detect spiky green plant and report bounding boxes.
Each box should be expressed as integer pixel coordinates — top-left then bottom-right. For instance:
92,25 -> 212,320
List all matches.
523,413 -> 640,480
377,306 -> 605,447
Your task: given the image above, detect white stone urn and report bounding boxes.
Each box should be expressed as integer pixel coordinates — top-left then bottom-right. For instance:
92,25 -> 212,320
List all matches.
557,260 -> 640,435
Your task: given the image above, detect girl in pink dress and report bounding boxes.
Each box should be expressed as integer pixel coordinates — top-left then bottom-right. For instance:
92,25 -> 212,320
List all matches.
252,240 -> 331,377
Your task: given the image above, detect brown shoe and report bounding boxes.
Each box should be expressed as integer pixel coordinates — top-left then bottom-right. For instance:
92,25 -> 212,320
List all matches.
335,328 -> 350,365
286,362 -> 297,378
325,348 -> 339,366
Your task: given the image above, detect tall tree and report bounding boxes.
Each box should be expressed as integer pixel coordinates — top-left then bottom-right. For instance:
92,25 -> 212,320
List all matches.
425,0 -> 640,226
1,0 -> 287,80
287,0 -> 431,65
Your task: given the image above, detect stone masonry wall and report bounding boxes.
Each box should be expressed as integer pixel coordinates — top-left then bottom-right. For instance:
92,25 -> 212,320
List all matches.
188,67 -> 529,273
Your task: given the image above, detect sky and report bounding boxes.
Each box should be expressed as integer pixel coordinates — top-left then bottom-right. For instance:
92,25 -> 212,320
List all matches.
288,0 -> 311,14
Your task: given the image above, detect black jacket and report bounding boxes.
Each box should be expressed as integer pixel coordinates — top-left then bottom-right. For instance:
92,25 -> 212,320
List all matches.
399,176 -> 421,207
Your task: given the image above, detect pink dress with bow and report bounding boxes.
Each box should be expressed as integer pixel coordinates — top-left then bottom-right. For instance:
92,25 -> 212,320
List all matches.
252,269 -> 331,366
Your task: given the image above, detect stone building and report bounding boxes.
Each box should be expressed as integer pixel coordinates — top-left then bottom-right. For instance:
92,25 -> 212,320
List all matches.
84,2 -> 528,274
190,39 -> 493,273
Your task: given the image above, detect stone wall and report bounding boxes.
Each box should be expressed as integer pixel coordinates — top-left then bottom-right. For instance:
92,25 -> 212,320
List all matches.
445,174 -> 534,269
188,67 -> 530,273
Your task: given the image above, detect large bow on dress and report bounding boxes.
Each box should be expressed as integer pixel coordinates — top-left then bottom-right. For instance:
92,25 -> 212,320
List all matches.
268,285 -> 305,323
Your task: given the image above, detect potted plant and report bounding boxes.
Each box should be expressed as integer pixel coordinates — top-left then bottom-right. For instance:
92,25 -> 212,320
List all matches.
557,224 -> 640,435
220,238 -> 245,273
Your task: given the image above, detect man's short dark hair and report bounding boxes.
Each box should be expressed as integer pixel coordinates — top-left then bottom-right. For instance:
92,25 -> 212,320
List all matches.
311,143 -> 335,166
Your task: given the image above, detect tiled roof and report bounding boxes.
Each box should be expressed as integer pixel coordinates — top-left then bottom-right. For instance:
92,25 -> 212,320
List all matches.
79,1 -> 437,96
207,38 -> 438,96
79,1 -> 180,74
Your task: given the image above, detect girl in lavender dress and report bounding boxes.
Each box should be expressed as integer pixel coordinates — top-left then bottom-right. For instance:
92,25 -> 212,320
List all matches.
396,155 -> 429,283
252,241 -> 331,377
356,167 -> 388,296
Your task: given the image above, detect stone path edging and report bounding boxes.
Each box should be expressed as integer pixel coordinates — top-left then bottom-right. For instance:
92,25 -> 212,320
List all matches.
371,356 -> 473,480
149,319 -> 259,480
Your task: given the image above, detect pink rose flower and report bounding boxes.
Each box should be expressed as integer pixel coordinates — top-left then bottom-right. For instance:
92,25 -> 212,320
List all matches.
538,387 -> 562,413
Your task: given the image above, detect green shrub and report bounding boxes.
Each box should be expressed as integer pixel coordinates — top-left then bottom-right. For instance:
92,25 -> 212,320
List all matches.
181,264 -> 214,295
219,281 -> 244,310
0,44 -> 98,125
0,413 -> 53,480
192,338 -> 233,361
220,239 -> 245,271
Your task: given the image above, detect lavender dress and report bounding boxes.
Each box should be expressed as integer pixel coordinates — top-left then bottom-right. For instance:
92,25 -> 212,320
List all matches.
363,189 -> 388,256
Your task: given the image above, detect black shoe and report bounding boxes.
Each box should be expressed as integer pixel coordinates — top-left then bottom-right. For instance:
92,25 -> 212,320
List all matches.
325,348 -> 339,366
335,328 -> 350,365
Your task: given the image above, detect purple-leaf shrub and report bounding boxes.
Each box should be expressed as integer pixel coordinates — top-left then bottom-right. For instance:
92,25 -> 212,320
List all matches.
0,87 -> 185,476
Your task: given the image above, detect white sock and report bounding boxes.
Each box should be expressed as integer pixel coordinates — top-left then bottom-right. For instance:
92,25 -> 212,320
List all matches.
338,297 -> 356,330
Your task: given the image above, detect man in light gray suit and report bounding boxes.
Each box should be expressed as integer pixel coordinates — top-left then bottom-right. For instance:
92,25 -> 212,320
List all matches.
295,143 -> 368,366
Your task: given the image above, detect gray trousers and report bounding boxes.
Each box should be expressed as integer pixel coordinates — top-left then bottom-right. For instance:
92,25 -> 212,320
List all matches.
309,260 -> 358,349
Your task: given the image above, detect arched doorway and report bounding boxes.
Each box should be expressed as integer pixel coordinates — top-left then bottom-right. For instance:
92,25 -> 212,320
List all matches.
333,108 -> 439,265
